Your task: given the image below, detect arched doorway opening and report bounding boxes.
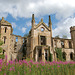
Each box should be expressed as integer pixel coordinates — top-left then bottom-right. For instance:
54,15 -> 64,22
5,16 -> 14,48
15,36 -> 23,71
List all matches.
62,52 -> 66,60
70,52 -> 73,60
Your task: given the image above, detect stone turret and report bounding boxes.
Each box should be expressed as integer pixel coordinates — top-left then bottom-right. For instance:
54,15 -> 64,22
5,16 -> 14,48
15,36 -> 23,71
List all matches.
48,15 -> 52,37
31,14 -> 35,58
70,26 -> 75,61
49,15 -> 52,28
31,14 -> 35,28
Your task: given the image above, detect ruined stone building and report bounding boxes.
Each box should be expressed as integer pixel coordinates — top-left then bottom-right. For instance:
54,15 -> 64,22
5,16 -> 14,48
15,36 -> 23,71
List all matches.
0,14 -> 75,62
0,17 -> 23,61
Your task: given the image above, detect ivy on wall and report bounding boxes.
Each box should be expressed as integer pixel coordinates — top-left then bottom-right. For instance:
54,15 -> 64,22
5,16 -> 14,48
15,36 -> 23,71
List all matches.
0,34 -> 5,59
55,48 -> 63,61
49,53 -> 52,62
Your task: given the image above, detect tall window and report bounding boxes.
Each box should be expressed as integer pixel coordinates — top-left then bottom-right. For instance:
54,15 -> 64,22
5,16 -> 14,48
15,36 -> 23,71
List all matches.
40,36 -> 46,45
4,36 -> 6,44
16,37 -> 18,42
69,41 -> 72,48
5,27 -> 7,33
39,49 -> 42,57
61,41 -> 64,48
62,52 -> 66,60
54,40 -> 57,47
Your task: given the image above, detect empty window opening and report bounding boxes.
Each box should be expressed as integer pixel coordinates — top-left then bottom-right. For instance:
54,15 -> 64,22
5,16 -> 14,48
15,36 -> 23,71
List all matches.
70,52 -> 73,60
39,49 -> 42,57
56,53 -> 58,58
62,52 -> 66,60
40,36 -> 46,45
5,27 -> 7,33
45,50 -> 48,60
3,50 -> 5,54
4,36 -> 6,44
69,41 -> 72,48
61,41 -> 64,48
16,37 -> 18,42
54,40 -> 57,47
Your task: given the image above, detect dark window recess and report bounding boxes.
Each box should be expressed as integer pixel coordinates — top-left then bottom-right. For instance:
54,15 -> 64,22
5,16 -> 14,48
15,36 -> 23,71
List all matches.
40,36 -> 46,45
5,27 -> 7,33
69,41 -> 72,48
4,36 -> 6,44
56,53 -> 58,58
39,50 -> 42,57
61,41 -> 64,48
62,52 -> 66,60
45,50 -> 48,60
3,50 -> 5,54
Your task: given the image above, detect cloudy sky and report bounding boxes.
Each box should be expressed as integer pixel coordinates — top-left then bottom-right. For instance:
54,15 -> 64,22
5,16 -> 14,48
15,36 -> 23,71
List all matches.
0,0 -> 75,38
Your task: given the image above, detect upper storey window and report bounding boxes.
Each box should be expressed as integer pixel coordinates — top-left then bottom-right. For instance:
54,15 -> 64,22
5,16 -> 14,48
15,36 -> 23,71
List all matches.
61,41 -> 64,48
69,41 -> 72,48
40,36 -> 46,45
5,27 -> 7,33
41,27 -> 44,32
4,36 -> 6,44
16,37 -> 18,42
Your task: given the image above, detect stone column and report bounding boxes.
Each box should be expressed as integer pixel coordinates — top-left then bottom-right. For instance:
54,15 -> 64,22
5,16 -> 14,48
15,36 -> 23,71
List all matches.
66,53 -> 70,61
70,26 -> 75,61
36,47 -> 38,62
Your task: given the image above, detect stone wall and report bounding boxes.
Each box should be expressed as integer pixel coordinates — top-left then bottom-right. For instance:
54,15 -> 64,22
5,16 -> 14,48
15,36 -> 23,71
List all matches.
52,38 -> 74,61
10,34 -> 24,60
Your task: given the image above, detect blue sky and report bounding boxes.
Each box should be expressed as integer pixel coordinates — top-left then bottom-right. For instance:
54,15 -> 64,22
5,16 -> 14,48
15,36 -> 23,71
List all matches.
0,0 -> 75,38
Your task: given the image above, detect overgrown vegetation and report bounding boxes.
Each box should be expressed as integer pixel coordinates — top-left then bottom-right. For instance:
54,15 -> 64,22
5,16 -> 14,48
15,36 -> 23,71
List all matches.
49,53 -> 52,62
55,48 -> 63,61
0,34 -> 5,59
0,59 -> 75,75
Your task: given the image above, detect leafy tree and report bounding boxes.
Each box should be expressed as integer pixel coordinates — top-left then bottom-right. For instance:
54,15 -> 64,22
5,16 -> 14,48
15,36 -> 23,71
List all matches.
55,35 -> 60,38
24,33 -> 29,37
55,48 -> 63,61
62,35 -> 67,39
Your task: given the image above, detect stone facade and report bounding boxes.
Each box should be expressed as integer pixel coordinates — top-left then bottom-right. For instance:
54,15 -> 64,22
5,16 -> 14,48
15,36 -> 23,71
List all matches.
24,14 -> 74,62
0,15 -> 75,62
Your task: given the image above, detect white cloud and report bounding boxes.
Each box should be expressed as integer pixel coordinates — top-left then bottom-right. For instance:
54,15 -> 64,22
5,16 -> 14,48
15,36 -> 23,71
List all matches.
52,17 -> 75,39
0,0 -> 75,19
26,20 -> 31,27
11,22 -> 17,28
22,27 -> 26,33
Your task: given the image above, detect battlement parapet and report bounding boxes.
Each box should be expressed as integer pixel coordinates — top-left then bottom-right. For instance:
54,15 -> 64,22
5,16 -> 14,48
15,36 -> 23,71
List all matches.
70,26 -> 75,32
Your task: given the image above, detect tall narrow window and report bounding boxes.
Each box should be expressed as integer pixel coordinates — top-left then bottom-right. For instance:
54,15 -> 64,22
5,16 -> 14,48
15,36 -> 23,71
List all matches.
69,41 -> 72,48
5,27 -> 7,33
4,36 -> 6,44
40,36 -> 46,45
62,52 -> 66,60
54,40 -> 57,47
61,41 -> 64,48
16,37 -> 18,42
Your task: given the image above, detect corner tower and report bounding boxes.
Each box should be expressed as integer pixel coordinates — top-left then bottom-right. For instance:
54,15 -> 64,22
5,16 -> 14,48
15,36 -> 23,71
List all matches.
0,17 -> 13,61
70,26 -> 75,61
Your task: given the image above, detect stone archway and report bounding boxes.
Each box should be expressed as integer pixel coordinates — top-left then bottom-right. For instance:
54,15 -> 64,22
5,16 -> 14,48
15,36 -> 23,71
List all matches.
70,52 -> 73,60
